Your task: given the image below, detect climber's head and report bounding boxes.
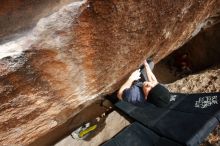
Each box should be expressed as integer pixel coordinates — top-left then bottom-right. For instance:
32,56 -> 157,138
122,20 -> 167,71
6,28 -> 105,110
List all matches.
147,84 -> 171,107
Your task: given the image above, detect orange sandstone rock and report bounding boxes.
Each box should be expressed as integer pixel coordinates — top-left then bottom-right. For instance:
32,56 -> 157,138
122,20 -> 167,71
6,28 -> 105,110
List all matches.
0,0 -> 219,145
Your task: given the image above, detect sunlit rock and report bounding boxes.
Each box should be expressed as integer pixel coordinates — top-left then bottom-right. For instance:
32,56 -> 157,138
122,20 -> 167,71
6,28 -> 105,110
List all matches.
0,0 -> 219,145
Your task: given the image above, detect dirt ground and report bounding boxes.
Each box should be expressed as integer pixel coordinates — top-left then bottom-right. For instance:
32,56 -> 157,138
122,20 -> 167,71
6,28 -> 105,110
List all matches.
54,110 -> 130,146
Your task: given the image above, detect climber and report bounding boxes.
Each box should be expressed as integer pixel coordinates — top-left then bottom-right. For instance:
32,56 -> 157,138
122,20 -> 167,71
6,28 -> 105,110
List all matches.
117,59 -> 171,107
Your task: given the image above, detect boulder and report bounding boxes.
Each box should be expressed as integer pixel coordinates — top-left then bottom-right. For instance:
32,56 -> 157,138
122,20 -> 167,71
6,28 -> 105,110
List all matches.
0,0 -> 219,145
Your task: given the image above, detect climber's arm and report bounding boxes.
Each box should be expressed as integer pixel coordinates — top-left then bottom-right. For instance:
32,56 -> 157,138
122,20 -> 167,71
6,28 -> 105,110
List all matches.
144,60 -> 158,83
117,69 -> 141,100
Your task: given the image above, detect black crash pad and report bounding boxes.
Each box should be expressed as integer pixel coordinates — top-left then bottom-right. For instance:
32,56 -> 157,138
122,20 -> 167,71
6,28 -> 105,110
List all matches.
102,122 -> 183,146
114,92 -> 220,146
168,93 -> 220,120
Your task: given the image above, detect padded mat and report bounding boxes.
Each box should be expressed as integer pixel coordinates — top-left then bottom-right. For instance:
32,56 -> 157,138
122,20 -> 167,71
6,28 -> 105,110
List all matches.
114,92 -> 220,146
102,122 -> 183,146
168,93 -> 220,120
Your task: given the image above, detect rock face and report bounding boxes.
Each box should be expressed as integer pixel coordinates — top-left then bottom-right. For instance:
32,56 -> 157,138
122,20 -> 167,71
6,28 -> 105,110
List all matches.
0,0 -> 220,145
154,22 -> 220,84
0,0 -> 79,44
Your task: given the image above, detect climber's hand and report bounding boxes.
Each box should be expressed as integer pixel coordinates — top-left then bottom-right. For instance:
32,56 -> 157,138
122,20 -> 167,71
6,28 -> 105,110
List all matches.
143,81 -> 157,88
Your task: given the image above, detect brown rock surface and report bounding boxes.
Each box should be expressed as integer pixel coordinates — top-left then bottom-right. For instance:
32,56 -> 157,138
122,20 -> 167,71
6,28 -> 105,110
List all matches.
0,0 -> 79,44
154,22 -> 220,84
0,0 -> 220,145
